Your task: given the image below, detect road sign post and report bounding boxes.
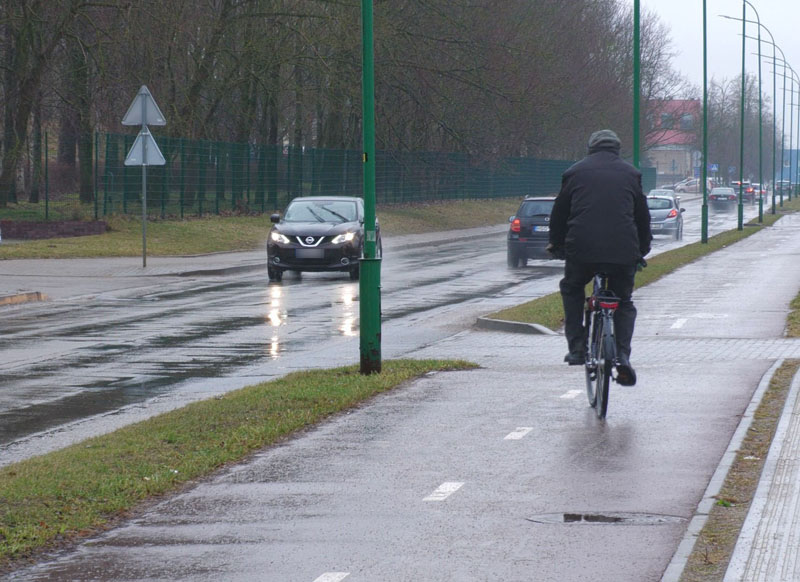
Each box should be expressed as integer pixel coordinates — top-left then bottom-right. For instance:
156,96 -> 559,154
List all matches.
122,86 -> 166,268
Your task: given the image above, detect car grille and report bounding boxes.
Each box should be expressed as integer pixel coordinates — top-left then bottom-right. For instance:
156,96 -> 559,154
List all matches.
295,235 -> 326,247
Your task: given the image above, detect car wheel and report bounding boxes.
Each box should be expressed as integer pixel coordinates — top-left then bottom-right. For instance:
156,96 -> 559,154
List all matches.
268,266 -> 283,282
507,249 -> 520,268
674,225 -> 682,240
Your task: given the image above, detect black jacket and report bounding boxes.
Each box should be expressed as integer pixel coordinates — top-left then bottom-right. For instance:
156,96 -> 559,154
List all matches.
549,146 -> 652,264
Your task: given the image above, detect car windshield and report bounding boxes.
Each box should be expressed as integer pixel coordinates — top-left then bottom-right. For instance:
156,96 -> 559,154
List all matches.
647,198 -> 673,210
518,200 -> 554,217
284,200 -> 358,223
712,188 -> 734,194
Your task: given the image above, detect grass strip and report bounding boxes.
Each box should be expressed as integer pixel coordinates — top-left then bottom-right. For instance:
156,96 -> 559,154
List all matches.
0,358 -> 477,565
678,359 -> 800,581
0,199 -> 521,260
489,202 -> 800,330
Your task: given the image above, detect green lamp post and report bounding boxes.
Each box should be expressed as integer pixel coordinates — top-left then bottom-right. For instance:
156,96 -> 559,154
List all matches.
360,0 -> 381,374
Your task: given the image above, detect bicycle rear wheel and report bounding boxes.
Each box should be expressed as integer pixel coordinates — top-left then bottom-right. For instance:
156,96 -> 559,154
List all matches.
585,310 -> 599,407
595,333 -> 613,419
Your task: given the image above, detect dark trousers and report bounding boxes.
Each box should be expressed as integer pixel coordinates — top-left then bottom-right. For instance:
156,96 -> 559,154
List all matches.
559,260 -> 638,358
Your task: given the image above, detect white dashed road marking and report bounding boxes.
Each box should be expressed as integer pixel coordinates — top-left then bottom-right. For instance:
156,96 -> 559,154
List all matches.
314,573 -> 349,582
504,427 -> 533,440
424,482 -> 464,501
671,318 -> 687,329
560,389 -> 582,399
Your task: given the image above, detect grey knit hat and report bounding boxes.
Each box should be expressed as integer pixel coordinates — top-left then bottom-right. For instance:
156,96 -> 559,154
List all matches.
587,129 -> 621,151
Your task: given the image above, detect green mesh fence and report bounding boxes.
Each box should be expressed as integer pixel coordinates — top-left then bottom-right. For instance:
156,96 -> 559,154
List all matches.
2,132 -> 657,221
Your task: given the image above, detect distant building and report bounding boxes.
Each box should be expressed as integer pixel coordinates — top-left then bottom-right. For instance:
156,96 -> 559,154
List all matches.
645,99 -> 700,187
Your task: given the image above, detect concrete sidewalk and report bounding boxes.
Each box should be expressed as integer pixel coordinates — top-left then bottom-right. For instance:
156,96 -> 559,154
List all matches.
4,218 -> 800,580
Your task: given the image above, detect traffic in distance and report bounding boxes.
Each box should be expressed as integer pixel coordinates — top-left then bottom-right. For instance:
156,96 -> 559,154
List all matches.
505,182 -> 776,267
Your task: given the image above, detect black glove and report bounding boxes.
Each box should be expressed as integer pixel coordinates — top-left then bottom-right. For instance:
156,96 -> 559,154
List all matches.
546,243 -> 566,260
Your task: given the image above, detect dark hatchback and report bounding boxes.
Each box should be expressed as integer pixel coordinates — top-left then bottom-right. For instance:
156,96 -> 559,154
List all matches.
267,196 -> 381,282
507,196 -> 556,267
709,187 -> 737,212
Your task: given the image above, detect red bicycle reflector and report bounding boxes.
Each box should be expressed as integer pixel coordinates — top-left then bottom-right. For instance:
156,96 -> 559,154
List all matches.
598,300 -> 619,309
510,218 -> 521,233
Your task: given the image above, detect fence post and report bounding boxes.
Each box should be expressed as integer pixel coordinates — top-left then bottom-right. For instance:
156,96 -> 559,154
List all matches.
180,138 -> 185,219
45,131 -> 49,220
94,132 -> 99,219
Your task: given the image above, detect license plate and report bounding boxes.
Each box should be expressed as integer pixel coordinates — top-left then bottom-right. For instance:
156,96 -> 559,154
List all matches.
650,223 -> 662,230
533,225 -> 549,232
296,248 -> 324,259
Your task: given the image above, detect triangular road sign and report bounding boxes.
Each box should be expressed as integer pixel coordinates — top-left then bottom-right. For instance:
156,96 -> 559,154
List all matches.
122,85 -> 166,126
124,128 -> 166,166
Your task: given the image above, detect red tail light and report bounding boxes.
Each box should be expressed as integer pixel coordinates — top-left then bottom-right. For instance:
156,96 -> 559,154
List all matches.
510,218 -> 521,233
667,209 -> 677,218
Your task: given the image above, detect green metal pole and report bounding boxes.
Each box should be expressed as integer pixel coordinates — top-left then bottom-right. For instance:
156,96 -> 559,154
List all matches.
359,0 -> 381,375
94,132 -> 99,220
737,1 -> 745,230
747,2 -> 763,222
633,0 -> 640,168
44,131 -> 49,221
789,75 -> 795,202
780,61 -> 787,208
772,43 -> 777,214
702,0 -> 708,242
789,77 -> 800,196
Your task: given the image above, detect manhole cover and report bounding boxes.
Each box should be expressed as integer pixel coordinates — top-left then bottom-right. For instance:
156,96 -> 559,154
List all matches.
527,512 -> 686,526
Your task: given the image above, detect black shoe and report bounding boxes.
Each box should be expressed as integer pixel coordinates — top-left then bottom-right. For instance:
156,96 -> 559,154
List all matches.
564,351 -> 585,366
615,356 -> 637,386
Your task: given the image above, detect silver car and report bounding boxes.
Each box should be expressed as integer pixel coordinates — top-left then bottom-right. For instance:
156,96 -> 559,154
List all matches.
647,195 -> 685,240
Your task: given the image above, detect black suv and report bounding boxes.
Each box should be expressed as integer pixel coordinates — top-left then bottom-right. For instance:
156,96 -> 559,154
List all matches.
507,196 -> 556,267
267,196 -> 380,282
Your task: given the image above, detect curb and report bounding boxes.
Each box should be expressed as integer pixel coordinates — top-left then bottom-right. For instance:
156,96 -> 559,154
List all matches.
475,316 -> 558,335
177,263 -> 265,277
0,292 -> 47,306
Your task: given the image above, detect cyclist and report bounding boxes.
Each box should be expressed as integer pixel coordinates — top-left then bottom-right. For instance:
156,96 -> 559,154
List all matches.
546,129 -> 652,386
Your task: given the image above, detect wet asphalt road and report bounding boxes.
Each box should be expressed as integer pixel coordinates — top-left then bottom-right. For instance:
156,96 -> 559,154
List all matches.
0,197 -> 759,465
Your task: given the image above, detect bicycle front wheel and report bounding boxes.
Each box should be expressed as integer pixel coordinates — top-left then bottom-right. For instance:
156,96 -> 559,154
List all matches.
595,334 -> 613,419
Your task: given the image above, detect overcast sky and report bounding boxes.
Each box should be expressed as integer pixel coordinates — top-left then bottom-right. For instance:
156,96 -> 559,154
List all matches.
646,0 -> 800,94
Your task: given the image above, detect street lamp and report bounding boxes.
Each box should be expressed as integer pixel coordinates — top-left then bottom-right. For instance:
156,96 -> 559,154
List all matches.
770,58 -> 800,204
633,0 -> 640,168
702,0 -> 709,242
724,13 -> 781,214
743,1 -> 763,222
737,0 -> 745,231
360,0 -> 381,374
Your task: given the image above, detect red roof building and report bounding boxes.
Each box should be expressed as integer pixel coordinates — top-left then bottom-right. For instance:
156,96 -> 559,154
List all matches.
646,99 -> 701,187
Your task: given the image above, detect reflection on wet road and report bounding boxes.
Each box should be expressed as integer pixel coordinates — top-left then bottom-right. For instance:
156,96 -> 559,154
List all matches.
0,200 -> 753,456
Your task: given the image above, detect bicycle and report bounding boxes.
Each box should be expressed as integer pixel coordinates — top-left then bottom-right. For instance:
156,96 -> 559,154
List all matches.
583,272 -> 621,419
582,260 -> 645,419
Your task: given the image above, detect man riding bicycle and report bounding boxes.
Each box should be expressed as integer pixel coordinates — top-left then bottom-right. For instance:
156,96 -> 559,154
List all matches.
546,129 -> 652,386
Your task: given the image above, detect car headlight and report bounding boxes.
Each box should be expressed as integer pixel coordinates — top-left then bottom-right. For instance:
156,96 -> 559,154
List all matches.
270,231 -> 291,244
331,232 -> 356,244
